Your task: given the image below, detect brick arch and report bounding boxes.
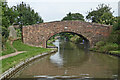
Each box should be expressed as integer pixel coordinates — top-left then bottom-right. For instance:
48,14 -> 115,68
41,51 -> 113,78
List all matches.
46,31 -> 89,41
22,21 -> 112,48
46,31 -> 90,47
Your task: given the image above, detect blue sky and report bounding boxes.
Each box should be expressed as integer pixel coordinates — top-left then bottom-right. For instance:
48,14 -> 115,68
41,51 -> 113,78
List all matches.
7,0 -> 119,22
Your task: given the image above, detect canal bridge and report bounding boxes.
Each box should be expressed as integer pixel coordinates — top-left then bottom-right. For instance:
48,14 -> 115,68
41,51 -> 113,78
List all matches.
22,21 -> 112,48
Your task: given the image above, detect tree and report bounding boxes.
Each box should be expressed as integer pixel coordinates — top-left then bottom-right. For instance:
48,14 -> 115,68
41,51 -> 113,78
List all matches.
86,4 -> 114,25
62,12 -> 84,21
1,1 -> 44,49
1,1 -> 18,39
2,2 -> 10,28
61,12 -> 84,41
13,2 -> 43,30
1,2 -> 11,38
113,17 -> 120,31
1,1 -> 11,48
99,12 -> 115,25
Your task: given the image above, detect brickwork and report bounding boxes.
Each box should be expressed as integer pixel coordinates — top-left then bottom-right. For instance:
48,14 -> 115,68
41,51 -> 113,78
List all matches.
22,21 -> 112,48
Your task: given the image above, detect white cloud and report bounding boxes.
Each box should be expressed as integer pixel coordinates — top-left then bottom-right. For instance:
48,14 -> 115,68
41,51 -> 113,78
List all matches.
7,0 -> 119,22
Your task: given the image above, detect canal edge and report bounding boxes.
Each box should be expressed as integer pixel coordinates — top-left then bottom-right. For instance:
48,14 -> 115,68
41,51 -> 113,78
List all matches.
89,50 -> 120,58
0,48 -> 58,80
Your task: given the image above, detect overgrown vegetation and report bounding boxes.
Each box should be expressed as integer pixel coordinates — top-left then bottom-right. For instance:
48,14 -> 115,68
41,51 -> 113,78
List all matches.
1,1 -> 43,50
1,41 -> 15,56
91,30 -> 120,54
86,4 -> 120,54
90,41 -> 119,53
89,21 -> 120,54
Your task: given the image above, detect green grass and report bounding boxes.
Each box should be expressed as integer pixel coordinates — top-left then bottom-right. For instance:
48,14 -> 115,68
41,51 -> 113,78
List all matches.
90,41 -> 120,55
1,40 -> 53,72
13,40 -> 46,51
47,39 -> 55,43
47,43 -> 55,46
109,51 -> 120,54
99,43 -> 118,52
1,41 -> 15,56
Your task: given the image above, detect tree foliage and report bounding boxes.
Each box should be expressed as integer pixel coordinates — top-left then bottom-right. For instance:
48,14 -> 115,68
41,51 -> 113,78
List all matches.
1,2 -> 13,43
1,1 -> 43,37
61,12 -> 84,41
113,17 -> 120,31
86,4 -> 115,25
62,12 -> 84,21
13,2 -> 43,30
99,12 -> 115,25
1,1 -> 43,49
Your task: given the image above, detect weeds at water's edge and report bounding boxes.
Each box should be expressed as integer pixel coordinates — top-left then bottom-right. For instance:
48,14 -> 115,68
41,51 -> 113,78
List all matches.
89,42 -> 120,57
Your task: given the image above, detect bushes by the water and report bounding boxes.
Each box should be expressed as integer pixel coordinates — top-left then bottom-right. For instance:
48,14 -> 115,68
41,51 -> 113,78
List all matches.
91,29 -> 120,54
107,30 -> 120,44
95,41 -> 105,48
99,43 -> 118,52
91,42 -> 119,53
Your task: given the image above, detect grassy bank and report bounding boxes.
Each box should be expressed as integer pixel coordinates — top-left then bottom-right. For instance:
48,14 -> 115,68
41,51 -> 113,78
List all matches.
47,39 -> 56,47
90,29 -> 120,55
90,41 -> 120,55
1,41 -> 15,56
47,43 -> 55,46
47,39 -> 55,44
1,40 -> 53,72
109,51 -> 120,54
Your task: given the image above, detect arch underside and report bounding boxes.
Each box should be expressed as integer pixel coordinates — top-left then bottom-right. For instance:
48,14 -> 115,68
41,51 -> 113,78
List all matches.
46,31 -> 89,42
46,31 -> 90,48
44,30 -> 95,48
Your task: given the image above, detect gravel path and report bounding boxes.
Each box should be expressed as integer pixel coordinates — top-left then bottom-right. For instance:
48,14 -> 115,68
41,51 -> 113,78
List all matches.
0,51 -> 26,60
0,38 -> 27,60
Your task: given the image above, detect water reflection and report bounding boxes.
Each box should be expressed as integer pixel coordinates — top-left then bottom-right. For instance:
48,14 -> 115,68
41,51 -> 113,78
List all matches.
50,40 -> 90,68
14,40 -> 119,79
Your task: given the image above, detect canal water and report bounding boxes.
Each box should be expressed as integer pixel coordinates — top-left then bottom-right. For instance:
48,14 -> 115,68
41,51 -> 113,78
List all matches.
13,40 -> 119,80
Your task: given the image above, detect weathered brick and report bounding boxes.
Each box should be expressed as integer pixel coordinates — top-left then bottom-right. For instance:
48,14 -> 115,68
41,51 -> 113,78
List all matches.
22,21 -> 112,48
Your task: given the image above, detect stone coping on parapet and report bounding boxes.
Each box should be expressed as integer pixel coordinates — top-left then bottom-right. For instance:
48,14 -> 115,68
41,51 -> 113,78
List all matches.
22,20 -> 112,28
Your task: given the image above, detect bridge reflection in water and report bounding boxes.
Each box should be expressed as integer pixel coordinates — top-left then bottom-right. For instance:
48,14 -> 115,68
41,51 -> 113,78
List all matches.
13,40 -> 118,80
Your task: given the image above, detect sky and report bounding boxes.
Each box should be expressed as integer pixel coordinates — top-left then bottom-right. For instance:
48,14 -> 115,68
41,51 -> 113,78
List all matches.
7,0 -> 119,22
